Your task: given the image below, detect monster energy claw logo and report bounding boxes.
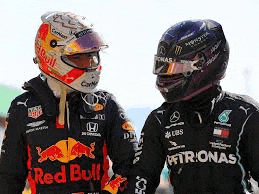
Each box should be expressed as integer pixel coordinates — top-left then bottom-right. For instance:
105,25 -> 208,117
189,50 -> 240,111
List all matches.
175,45 -> 182,55
218,110 -> 232,123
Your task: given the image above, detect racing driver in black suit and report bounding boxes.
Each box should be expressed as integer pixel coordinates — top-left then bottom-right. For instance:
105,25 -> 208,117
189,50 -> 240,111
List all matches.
129,19 -> 259,194
0,11 -> 137,194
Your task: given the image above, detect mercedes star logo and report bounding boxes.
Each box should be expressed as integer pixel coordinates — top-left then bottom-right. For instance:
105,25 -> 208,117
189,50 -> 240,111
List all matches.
159,46 -> 166,55
170,111 -> 180,123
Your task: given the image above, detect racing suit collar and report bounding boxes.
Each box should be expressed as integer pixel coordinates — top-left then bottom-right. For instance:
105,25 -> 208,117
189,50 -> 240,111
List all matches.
22,74 -> 59,117
183,85 -> 222,126
185,85 -> 222,110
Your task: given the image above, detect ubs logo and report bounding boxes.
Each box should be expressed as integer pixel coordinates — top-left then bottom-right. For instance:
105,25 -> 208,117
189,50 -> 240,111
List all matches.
170,111 -> 180,123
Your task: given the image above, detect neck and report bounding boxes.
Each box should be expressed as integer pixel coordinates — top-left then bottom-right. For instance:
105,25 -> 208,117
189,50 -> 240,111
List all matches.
185,85 -> 221,110
45,75 -> 73,97
183,85 -> 222,126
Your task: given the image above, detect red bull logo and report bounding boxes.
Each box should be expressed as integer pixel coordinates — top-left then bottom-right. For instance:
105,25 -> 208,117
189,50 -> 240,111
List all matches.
37,138 -> 95,163
122,121 -> 134,131
71,142 -> 95,159
103,175 -> 127,194
36,44 -> 57,68
34,163 -> 101,185
38,23 -> 49,41
37,145 -> 64,163
93,103 -> 104,111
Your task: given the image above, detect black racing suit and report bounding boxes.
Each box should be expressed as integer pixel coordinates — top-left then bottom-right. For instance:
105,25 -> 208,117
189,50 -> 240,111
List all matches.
129,86 -> 259,194
0,75 -> 137,194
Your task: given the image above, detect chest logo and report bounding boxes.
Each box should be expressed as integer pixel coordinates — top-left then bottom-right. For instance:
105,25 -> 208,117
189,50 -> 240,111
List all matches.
218,110 -> 232,123
36,138 -> 95,163
82,122 -> 101,137
170,111 -> 180,123
168,141 -> 185,151
86,122 -> 98,132
28,105 -> 43,119
17,98 -> 28,107
213,127 -> 230,138
165,129 -> 184,139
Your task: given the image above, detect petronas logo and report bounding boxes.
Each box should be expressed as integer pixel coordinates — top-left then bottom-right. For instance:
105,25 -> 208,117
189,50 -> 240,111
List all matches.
218,110 -> 232,123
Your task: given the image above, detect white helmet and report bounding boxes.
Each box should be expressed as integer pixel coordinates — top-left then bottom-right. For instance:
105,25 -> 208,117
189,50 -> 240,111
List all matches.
34,11 -> 108,93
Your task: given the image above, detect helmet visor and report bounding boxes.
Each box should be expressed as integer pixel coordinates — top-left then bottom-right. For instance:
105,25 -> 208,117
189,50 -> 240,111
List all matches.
153,55 -> 200,75
61,52 -> 100,70
64,30 -> 108,55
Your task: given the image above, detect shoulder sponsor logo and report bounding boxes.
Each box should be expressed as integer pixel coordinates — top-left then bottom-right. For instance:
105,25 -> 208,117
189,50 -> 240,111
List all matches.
27,120 -> 46,127
218,110 -> 232,123
28,105 -> 43,119
17,98 -> 28,107
122,121 -> 134,131
165,129 -> 184,139
124,131 -> 137,141
239,106 -> 250,115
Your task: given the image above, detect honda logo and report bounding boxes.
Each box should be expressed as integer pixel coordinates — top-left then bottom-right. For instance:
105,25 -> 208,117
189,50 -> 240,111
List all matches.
86,122 -> 98,132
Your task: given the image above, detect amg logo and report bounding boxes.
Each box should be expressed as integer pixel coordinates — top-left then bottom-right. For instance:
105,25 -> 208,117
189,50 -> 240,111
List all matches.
167,150 -> 237,165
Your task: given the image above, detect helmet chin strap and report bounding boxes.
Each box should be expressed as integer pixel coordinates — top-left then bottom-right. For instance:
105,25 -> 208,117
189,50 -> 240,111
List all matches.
58,84 -> 68,126
43,73 -> 73,126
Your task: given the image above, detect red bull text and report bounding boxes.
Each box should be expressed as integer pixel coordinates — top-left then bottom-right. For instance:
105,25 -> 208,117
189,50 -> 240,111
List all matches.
34,163 -> 101,184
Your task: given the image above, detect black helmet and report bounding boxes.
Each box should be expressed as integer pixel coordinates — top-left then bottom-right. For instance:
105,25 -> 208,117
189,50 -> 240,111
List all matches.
153,19 -> 229,103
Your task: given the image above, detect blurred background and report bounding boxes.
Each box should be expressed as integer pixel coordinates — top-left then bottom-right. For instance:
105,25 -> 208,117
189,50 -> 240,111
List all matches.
1,0 -> 259,193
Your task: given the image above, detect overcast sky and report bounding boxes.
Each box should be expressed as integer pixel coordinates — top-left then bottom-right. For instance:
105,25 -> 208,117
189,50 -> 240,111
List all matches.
1,0 -> 259,109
